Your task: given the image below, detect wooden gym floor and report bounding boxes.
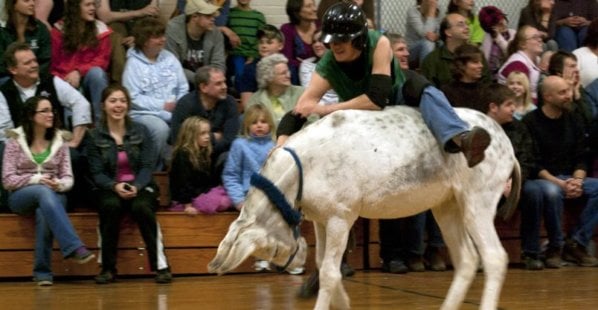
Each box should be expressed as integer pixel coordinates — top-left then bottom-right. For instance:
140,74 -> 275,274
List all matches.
0,265 -> 596,310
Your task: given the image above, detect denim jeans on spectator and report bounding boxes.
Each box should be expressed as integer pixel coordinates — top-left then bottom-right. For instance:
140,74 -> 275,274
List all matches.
555,26 -> 588,52
8,185 -> 83,281
520,179 -> 564,256
130,114 -> 170,169
82,66 -> 109,123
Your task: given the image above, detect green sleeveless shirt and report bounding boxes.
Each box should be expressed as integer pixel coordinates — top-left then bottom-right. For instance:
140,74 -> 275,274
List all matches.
315,30 -> 405,103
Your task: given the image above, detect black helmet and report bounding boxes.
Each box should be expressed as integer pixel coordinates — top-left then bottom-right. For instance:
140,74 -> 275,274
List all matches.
321,2 -> 368,50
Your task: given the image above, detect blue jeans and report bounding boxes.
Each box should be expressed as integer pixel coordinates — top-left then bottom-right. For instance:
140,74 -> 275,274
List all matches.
82,66 -> 109,123
520,179 -> 564,255
418,87 -> 470,149
408,39 -> 435,69
131,114 -> 170,168
231,55 -> 247,91
8,185 -> 84,281
555,26 -> 588,52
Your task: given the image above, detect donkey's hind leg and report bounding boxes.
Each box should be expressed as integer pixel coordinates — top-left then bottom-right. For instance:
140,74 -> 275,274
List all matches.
432,199 -> 479,310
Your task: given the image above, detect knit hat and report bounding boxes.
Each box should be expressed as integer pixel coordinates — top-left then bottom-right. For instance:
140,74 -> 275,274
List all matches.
478,6 -> 507,34
185,0 -> 220,16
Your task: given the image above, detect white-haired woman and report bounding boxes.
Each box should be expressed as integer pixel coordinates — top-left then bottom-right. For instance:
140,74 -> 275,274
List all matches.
245,53 -> 304,125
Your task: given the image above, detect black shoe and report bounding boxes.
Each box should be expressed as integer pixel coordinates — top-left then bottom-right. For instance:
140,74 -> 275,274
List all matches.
544,247 -> 562,269
381,259 -> 408,274
407,256 -> 425,272
563,240 -> 598,267
155,268 -> 172,284
425,247 -> 447,271
340,262 -> 355,278
95,270 -> 116,284
460,127 -> 491,167
521,253 -> 544,270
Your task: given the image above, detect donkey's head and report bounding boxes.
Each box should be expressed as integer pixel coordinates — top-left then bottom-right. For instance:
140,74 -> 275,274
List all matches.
208,178 -> 307,275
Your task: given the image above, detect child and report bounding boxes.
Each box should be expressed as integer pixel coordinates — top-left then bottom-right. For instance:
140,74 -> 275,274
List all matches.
169,117 -> 232,215
506,71 -> 536,120
237,24 -> 284,111
227,0 -> 266,91
222,104 -> 275,210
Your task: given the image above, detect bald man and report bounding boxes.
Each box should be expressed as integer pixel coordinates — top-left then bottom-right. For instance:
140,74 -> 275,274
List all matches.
522,76 -> 598,267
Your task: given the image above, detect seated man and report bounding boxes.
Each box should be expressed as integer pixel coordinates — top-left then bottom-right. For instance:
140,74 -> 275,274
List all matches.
523,76 -> 598,267
278,2 -> 490,168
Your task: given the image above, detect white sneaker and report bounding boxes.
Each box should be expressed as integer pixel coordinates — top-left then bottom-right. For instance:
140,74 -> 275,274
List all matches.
286,266 -> 305,275
254,260 -> 271,271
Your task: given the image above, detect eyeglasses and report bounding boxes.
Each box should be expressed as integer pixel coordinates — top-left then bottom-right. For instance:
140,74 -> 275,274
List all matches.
35,109 -> 55,115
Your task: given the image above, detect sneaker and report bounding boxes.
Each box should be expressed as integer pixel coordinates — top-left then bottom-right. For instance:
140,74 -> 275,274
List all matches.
69,246 -> 95,264
286,266 -> 305,275
407,256 -> 425,272
36,280 -> 53,287
460,127 -> 491,167
254,260 -> 271,272
340,262 -> 355,278
381,259 -> 408,274
155,268 -> 172,284
563,240 -> 598,267
425,247 -> 447,271
522,253 -> 544,270
544,247 -> 562,269
94,270 -> 116,284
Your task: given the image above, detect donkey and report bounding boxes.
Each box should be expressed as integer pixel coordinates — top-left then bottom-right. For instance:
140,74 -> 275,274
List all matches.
209,105 -> 520,310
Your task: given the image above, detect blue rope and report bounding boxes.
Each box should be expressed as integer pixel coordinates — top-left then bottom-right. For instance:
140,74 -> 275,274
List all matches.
250,173 -> 302,226
282,147 -> 303,202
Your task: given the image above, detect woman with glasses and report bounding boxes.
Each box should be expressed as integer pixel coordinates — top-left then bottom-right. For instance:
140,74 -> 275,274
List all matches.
2,96 -> 94,286
498,26 -> 544,103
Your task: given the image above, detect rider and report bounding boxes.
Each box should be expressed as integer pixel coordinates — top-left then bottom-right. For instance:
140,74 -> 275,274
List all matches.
277,2 -> 491,168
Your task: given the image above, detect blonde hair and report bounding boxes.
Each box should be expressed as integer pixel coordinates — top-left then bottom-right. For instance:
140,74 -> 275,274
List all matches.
172,117 -> 212,171
507,71 -> 533,111
241,104 -> 276,138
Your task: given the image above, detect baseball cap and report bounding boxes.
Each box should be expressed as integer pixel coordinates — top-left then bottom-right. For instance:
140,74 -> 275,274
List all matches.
185,0 -> 220,16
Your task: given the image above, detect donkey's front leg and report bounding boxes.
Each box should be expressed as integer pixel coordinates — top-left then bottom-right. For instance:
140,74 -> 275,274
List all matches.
314,216 -> 351,310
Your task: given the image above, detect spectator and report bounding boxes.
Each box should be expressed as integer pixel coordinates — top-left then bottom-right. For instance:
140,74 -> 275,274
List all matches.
404,0 -> 441,70
123,16 -> 189,169
523,75 -> 598,267
166,0 -> 226,85
446,0 -> 483,45
280,0 -> 318,85
378,32 -> 445,274
246,53 -> 303,125
482,83 -> 559,270
421,13 -> 490,88
170,65 -> 239,166
86,84 -> 172,284
441,43 -> 488,111
2,96 -> 94,286
227,0 -> 266,92
518,0 -> 558,52
173,1 -> 238,50
96,0 -> 160,83
169,116 -> 232,215
0,42 -> 91,147
552,0 -> 598,52
506,71 -> 536,120
299,30 -> 338,105
573,18 -> 598,88
50,0 -> 111,123
34,0 -> 64,30
0,0 -> 51,81
237,24 -> 284,111
478,6 -> 515,80
498,26 -> 543,103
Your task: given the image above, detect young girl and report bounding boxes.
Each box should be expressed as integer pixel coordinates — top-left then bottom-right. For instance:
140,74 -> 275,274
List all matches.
50,0 -> 111,122
169,117 -> 232,215
2,96 -> 94,286
86,85 -> 171,284
222,104 -> 275,211
506,71 -> 536,120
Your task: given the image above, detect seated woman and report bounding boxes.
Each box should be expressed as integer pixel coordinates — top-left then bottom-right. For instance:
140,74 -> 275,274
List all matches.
2,96 -> 94,286
441,44 -> 488,111
246,53 -> 304,125
280,0 -> 318,85
404,0 -> 441,70
478,6 -> 515,80
0,0 -> 51,80
518,0 -> 558,52
86,84 -> 172,284
122,16 -> 189,169
50,0 -> 111,123
169,116 -> 232,216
